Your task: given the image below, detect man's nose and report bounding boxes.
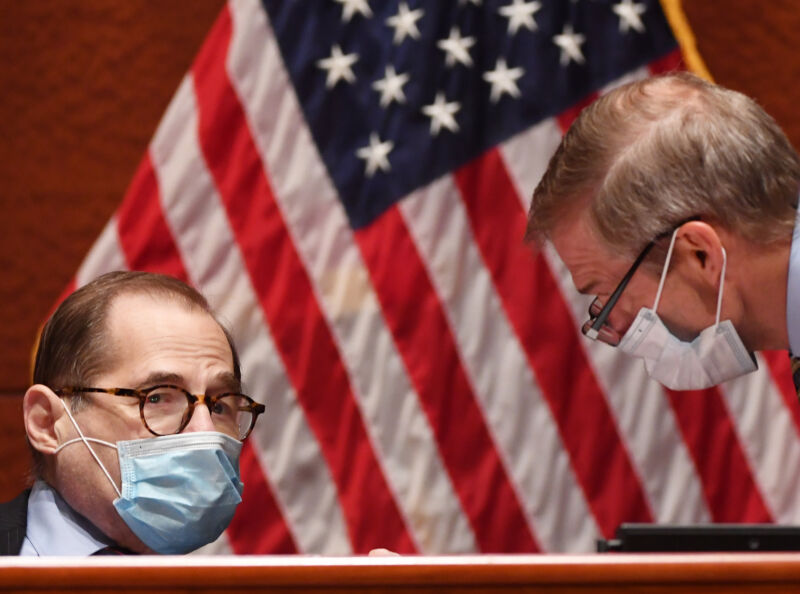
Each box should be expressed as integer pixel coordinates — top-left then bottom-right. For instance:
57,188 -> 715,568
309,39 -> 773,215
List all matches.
183,402 -> 216,433
605,304 -> 636,338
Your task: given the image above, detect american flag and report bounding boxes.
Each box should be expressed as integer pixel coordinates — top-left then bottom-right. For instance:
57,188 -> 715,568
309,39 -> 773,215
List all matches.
65,0 -> 800,554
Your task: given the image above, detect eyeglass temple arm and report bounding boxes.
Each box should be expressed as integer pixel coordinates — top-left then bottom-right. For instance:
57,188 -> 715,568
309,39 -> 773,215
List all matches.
584,241 -> 655,338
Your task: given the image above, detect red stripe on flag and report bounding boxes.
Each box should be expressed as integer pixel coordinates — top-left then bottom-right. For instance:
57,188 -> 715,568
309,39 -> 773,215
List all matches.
454,149 -> 652,537
115,153 -> 189,283
647,48 -> 684,75
227,440 -> 299,554
665,387 -> 772,522
191,5 -> 416,554
761,350 -> 800,436
355,205 -> 539,553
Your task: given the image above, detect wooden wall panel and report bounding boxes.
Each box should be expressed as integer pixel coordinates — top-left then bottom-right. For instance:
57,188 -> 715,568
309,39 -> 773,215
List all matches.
682,0 -> 800,150
0,1 -> 225,501
0,2 -> 798,506
0,395 -> 28,498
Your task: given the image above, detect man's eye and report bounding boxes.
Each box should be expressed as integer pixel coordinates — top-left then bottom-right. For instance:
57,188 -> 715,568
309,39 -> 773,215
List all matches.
210,400 -> 227,414
210,397 -> 239,417
146,390 -> 179,405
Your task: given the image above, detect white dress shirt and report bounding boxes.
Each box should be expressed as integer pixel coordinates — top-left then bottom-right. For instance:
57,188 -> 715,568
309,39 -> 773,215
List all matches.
19,480 -> 113,556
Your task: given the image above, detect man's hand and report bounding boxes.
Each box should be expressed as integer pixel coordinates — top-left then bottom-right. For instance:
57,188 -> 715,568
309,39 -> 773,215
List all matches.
368,548 -> 400,557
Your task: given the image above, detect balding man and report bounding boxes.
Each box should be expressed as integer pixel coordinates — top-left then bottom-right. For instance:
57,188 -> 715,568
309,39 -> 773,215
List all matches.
0,271 -> 265,555
526,72 -> 800,391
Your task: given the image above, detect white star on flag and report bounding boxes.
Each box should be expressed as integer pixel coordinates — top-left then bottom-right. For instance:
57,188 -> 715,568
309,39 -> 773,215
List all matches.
553,24 -> 586,65
334,0 -> 372,23
372,65 -> 410,107
437,27 -> 476,68
356,132 -> 394,177
612,0 -> 647,33
422,92 -> 461,136
498,0 -> 542,35
483,58 -> 524,103
385,2 -> 424,45
317,45 -> 359,89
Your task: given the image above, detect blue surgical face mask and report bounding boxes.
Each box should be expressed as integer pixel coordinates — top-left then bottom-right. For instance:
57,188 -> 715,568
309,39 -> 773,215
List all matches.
55,400 -> 244,554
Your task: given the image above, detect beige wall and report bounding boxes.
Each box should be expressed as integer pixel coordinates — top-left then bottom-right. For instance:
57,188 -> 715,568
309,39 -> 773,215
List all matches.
1,1 -> 798,501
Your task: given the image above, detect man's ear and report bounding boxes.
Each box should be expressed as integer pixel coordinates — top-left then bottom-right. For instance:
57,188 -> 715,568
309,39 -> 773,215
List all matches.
675,221 -> 725,289
24,384 -> 67,455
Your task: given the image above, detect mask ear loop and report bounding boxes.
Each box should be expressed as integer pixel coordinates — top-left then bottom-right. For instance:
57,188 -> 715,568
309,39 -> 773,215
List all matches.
715,247 -> 728,326
55,436 -> 116,453
57,398 -> 122,498
652,228 -> 680,313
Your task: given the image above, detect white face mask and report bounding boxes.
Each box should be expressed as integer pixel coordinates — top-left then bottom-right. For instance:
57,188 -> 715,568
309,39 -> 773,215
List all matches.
617,229 -> 757,390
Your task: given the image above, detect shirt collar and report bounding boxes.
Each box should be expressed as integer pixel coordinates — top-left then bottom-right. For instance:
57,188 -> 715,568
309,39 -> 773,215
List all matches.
20,480 -> 113,556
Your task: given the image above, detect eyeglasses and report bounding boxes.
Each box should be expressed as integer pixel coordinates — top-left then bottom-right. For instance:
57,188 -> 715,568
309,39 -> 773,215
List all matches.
54,385 -> 266,441
581,241 -> 656,346
581,219 -> 697,347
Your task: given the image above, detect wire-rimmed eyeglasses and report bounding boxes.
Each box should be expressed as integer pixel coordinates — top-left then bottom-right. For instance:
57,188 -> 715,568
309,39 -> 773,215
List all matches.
54,384 -> 265,441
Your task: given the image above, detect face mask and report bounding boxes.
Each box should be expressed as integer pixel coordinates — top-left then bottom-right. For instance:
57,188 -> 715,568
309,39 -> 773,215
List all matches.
55,401 -> 244,554
617,229 -> 757,390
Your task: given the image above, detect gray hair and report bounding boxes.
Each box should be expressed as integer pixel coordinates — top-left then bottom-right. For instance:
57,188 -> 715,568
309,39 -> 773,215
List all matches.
526,72 -> 800,258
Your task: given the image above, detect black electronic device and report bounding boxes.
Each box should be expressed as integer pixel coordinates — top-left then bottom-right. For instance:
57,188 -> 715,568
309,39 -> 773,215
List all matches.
598,523 -> 800,552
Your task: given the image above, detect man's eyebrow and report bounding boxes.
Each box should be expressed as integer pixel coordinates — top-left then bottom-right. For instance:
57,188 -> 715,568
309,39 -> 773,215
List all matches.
137,371 -> 185,389
213,371 -> 242,393
135,371 -> 241,393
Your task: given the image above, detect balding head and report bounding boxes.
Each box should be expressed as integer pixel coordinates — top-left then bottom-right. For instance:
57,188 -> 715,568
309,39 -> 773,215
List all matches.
34,271 -> 240,389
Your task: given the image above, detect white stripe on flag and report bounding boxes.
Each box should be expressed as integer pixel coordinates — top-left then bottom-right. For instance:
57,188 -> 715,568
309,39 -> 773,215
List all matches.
720,356 -> 800,523
76,215 -> 128,287
227,0 -> 477,553
399,174 -> 600,552
499,119 -> 563,214
149,74 -> 352,554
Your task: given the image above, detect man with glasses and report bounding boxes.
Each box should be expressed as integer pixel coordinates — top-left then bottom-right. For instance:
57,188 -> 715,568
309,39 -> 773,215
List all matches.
0,271 -> 264,555
526,72 -> 800,391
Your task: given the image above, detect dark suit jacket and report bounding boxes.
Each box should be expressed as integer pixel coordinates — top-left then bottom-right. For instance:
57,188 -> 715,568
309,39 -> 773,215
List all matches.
0,490 -> 30,555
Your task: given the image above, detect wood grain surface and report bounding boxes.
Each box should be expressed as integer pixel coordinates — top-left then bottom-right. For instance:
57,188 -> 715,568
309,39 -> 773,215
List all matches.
3,554 -> 800,592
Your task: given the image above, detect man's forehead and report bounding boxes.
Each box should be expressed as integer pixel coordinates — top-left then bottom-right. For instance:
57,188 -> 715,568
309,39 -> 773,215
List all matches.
105,291 -> 211,329
103,292 -> 233,364
108,288 -> 197,311
549,212 -> 602,261
549,214 -> 627,294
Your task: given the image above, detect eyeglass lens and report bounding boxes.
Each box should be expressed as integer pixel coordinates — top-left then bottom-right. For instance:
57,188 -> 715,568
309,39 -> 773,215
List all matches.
143,387 -> 253,439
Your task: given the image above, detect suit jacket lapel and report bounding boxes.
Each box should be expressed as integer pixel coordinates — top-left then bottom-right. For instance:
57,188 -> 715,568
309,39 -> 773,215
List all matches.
0,490 -> 31,555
